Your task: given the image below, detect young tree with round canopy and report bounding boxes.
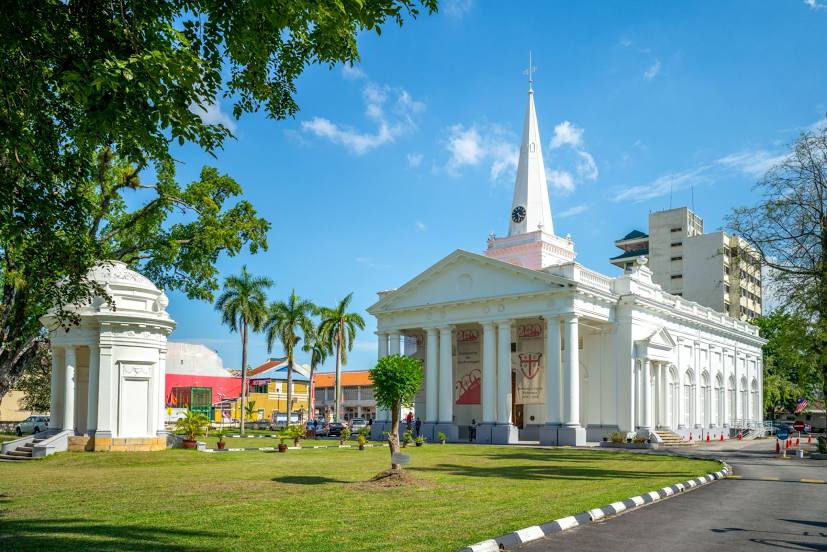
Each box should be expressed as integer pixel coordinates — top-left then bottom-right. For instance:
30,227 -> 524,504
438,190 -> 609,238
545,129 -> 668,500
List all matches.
370,354 -> 423,470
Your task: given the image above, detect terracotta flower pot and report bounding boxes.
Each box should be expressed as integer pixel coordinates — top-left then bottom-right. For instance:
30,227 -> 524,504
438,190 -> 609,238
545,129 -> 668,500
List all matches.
182,439 -> 197,449
415,442 -> 423,447
278,443 -> 288,453
359,444 -> 365,450
217,441 -> 226,450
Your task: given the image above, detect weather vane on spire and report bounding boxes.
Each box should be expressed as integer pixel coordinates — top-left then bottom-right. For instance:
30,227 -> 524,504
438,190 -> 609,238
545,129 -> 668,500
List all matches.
524,51 -> 538,92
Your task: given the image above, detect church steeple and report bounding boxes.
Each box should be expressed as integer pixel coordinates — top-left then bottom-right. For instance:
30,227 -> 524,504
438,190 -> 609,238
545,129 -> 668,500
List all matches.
508,55 -> 554,237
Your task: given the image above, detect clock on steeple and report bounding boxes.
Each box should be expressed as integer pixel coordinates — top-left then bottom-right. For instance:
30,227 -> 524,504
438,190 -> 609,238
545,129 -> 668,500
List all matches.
511,205 -> 526,223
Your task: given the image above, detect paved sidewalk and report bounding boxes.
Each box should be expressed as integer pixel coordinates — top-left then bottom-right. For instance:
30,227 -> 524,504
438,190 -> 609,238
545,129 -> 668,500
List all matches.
515,439 -> 827,552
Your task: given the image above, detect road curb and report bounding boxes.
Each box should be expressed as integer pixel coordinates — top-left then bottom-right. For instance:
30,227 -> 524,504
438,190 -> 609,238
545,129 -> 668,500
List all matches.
459,463 -> 730,552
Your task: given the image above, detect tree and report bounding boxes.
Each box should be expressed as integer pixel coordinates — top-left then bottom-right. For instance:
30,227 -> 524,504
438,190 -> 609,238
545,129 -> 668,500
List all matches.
244,400 -> 257,423
264,290 -> 315,428
215,266 -> 272,434
10,342 -> 51,413
754,308 -> 822,416
303,324 -> 332,421
0,0 -> 436,400
728,121 -> 827,401
370,354 -> 423,470
318,293 -> 365,422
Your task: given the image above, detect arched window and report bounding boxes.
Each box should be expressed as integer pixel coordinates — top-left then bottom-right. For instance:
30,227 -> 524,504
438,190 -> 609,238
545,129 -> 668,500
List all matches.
700,371 -> 710,427
728,375 -> 736,426
668,365 -> 679,429
740,376 -> 748,423
715,374 -> 724,428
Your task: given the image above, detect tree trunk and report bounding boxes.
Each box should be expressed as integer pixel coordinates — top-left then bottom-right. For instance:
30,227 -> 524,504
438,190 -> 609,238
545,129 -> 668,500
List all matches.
388,399 -> 401,469
240,320 -> 248,435
287,348 -> 294,427
334,324 -> 342,423
309,361 -> 316,421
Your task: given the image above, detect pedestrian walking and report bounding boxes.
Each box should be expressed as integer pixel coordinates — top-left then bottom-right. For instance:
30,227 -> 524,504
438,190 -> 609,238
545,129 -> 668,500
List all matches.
415,417 -> 422,438
469,418 -> 477,442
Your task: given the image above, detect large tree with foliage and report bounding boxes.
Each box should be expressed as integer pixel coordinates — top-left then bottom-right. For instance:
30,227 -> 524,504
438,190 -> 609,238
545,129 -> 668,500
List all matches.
728,121 -> 827,401
0,0 -> 436,399
265,290 -> 315,425
215,266 -> 272,434
754,308 -> 822,417
370,354 -> 423,470
318,293 -> 365,422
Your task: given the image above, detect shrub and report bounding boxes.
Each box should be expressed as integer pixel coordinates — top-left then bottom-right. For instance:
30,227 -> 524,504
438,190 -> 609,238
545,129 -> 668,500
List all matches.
415,435 -> 425,445
340,426 -> 351,443
437,431 -> 448,444
818,437 -> 827,454
175,410 -> 210,441
357,434 -> 367,447
358,426 -> 371,438
287,424 -> 305,446
402,429 -> 413,447
609,432 -> 625,444
632,435 -> 647,444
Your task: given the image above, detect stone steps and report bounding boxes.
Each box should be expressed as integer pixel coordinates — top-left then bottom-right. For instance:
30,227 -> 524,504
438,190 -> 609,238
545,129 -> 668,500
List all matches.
0,439 -> 39,461
655,431 -> 694,447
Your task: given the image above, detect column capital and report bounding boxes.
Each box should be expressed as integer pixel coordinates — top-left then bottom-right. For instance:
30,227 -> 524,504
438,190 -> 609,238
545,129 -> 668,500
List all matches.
388,330 -> 401,337
480,320 -> 496,330
560,313 -> 579,323
494,319 -> 512,328
437,324 -> 453,333
375,330 -> 388,337
425,326 -> 440,335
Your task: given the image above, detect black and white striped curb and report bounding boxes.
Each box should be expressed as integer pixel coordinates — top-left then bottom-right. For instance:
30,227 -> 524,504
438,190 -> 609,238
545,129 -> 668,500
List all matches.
199,443 -> 389,453
459,463 -> 730,552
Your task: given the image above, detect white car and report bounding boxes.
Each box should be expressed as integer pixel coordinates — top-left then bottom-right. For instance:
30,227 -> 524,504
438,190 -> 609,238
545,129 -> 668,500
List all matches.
349,418 -> 368,434
15,415 -> 50,436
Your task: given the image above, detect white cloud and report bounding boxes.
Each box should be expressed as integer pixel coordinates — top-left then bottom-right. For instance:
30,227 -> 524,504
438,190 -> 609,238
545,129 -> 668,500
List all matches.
716,150 -> 788,178
644,59 -> 662,80
442,0 -> 473,16
191,100 -> 237,132
407,152 -> 424,168
301,81 -> 424,154
415,221 -> 427,232
804,0 -> 827,10
341,63 -> 366,80
612,165 -> 712,203
576,150 -> 599,181
550,121 -> 584,149
547,169 -> 575,193
557,204 -> 589,218
444,123 -> 518,180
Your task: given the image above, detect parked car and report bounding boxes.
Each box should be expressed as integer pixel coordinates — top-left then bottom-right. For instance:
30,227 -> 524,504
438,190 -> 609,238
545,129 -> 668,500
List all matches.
15,415 -> 49,436
350,418 -> 368,434
327,422 -> 345,437
313,421 -> 330,436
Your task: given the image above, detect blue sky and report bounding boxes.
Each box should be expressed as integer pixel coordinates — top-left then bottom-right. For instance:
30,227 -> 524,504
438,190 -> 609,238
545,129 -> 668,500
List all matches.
164,0 -> 827,373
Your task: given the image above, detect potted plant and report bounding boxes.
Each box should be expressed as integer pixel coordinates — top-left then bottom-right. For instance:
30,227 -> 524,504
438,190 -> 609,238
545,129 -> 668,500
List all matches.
277,430 -> 289,453
402,429 -> 413,448
215,429 -> 227,450
358,426 -> 371,441
415,435 -> 425,447
287,424 -> 304,447
175,409 -> 210,449
602,435 -> 608,442
437,431 -> 447,445
340,426 -> 351,445
357,434 -> 367,450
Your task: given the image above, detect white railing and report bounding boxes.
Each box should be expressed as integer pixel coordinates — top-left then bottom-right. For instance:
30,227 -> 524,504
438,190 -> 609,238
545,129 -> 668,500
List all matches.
577,266 -> 614,293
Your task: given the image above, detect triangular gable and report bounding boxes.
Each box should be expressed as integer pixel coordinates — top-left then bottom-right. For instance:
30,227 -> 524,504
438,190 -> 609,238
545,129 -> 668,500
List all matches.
645,327 -> 677,349
368,250 -> 569,313
634,327 -> 676,362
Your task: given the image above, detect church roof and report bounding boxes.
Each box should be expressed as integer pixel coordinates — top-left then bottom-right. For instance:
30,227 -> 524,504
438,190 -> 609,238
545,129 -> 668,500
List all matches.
620,229 -> 648,240
610,248 -> 649,261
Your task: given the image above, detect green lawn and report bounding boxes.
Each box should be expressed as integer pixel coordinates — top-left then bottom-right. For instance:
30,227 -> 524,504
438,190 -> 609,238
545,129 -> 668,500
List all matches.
0,432 -> 17,443
0,445 -> 719,551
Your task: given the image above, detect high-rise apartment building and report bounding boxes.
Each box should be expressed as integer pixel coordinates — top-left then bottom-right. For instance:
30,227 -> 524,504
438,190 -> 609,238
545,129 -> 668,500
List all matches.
610,207 -> 762,321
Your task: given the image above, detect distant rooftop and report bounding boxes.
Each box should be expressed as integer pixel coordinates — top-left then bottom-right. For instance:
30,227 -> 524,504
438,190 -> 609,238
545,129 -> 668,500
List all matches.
610,248 -> 649,261
619,229 -> 648,241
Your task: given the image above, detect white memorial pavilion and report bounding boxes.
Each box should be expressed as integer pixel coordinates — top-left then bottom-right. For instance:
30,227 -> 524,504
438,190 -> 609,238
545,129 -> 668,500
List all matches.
369,78 -> 765,446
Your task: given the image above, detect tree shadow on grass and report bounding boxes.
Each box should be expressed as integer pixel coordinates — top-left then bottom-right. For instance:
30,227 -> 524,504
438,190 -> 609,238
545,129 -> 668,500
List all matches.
271,475 -> 347,485
0,518 -> 220,551
409,462 -> 700,482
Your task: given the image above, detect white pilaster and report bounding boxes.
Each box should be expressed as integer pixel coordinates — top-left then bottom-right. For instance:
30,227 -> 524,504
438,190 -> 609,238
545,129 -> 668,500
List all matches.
389,331 -> 401,356
496,320 -> 512,425
425,328 -> 439,423
437,326 -> 453,423
50,347 -> 63,429
562,316 -> 580,427
633,359 -> 640,428
377,332 -> 388,358
641,358 -> 652,431
96,345 -> 113,435
545,317 -> 561,425
63,345 -> 76,432
86,344 -> 100,434
157,347 -> 167,434
693,342 -> 702,428
481,322 -> 497,424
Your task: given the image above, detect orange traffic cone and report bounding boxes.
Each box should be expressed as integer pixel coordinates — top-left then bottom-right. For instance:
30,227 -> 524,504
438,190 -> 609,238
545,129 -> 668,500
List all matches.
706,434 -> 711,443
786,438 -> 791,449
808,435 -> 812,444
737,432 -> 742,440
720,434 -> 724,441
795,437 -> 800,446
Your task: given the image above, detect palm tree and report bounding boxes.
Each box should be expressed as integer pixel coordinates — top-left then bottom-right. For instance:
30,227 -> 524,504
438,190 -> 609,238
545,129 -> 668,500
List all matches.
303,324 -> 332,420
318,293 -> 365,422
215,265 -> 273,435
264,290 -> 315,428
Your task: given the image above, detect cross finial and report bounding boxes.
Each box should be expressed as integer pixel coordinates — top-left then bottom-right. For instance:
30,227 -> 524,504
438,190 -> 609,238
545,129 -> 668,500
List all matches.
523,50 -> 537,92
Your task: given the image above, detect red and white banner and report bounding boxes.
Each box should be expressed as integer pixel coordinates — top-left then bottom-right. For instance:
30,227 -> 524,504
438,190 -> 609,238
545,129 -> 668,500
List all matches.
455,329 -> 481,404
515,322 -> 544,404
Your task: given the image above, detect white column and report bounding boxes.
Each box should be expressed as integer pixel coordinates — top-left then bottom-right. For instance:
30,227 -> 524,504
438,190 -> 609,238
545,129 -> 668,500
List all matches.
641,358 -> 652,430
496,320 -> 512,425
157,346 -> 167,434
425,328 -> 439,423
377,332 -> 388,358
86,343 -> 100,434
96,345 -> 113,435
658,363 -> 666,428
389,332 -> 401,355
693,342 -> 702,427
63,345 -> 77,432
544,317 -> 561,425
562,316 -> 580,427
481,322 -> 497,424
437,326 -> 453,423
633,359 -> 640,428
50,347 -> 63,429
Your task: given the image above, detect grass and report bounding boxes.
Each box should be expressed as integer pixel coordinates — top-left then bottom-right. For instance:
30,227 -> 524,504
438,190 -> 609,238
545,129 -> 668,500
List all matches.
0,432 -> 18,443
0,445 -> 719,551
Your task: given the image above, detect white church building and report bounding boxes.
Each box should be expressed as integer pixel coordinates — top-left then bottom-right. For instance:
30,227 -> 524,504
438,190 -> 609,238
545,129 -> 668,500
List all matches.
369,81 -> 765,446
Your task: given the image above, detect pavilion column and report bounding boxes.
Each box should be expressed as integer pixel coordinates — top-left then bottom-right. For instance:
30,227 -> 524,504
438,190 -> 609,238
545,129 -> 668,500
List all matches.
86,343 -> 100,436
50,347 -> 63,429
559,315 -> 585,446
476,322 -> 497,444
539,317 -> 562,445
63,345 -> 77,433
693,342 -> 702,428
658,363 -> 667,429
157,346 -> 168,435
640,358 -> 652,432
435,326 -> 458,442
96,345 -> 113,437
425,328 -> 439,423
491,320 -> 517,444
633,359 -> 640,428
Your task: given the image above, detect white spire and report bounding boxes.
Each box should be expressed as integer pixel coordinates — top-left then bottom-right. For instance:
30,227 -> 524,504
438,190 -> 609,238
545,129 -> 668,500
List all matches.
508,56 -> 553,237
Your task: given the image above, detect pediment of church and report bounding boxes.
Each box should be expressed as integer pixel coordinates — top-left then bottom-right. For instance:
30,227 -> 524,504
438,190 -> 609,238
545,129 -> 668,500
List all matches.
368,250 -> 569,313
635,327 -> 676,361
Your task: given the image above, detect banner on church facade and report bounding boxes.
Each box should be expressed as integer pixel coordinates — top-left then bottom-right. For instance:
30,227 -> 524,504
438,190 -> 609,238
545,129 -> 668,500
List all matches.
454,328 -> 481,405
515,322 -> 545,404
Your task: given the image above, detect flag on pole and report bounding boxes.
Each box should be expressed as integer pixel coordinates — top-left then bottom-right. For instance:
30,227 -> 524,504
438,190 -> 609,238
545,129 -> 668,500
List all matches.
794,397 -> 808,414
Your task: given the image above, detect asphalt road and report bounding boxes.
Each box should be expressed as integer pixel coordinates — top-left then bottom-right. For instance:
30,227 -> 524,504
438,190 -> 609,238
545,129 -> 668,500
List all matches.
516,439 -> 827,552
